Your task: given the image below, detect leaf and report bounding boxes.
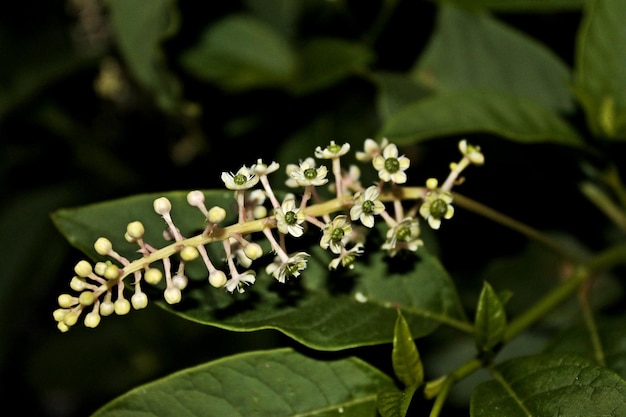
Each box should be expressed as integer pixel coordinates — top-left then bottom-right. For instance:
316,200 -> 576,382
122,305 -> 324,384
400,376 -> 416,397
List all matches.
474,281 -> 507,353
105,0 -> 182,111
179,13 -> 297,91
371,71 -> 431,120
544,314 -> 626,378
470,353 -> 626,416
413,3 -> 574,112
52,191 -> 468,350
392,310 -> 424,387
91,347 -> 395,417
434,0 -> 583,12
376,385 -> 418,417
573,0 -> 626,139
379,91 -> 584,146
288,37 -> 375,95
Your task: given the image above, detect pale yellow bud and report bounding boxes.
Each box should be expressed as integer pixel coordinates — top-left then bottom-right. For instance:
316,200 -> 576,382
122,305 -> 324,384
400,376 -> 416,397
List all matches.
100,300 -> 115,316
180,246 -> 199,261
114,298 -> 131,315
84,311 -> 101,328
426,178 -> 439,190
94,237 -> 113,255
144,268 -> 163,285
131,292 -> 148,309
53,308 -> 68,322
74,260 -> 93,277
78,291 -> 95,306
209,270 -> 227,288
58,294 -> 76,308
126,221 -> 145,241
153,197 -> 172,215
94,262 -> 107,276
70,276 -> 87,291
244,242 -> 263,260
164,287 -> 182,304
208,206 -> 226,223
103,264 -> 120,280
63,309 -> 80,327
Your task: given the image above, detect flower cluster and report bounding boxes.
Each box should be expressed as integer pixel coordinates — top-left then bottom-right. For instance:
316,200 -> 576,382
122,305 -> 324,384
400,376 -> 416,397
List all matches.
54,138 -> 484,331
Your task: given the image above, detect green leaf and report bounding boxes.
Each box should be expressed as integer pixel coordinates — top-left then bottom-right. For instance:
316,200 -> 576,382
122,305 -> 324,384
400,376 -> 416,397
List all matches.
573,0 -> 626,139
435,0 -> 583,12
544,314 -> 626,378
392,310 -> 424,387
371,71 -> 431,120
52,191 -> 468,350
288,38 -> 375,94
413,4 -> 574,112
105,0 -> 182,111
92,348 -> 395,417
379,91 -> 584,146
470,353 -> 626,416
376,385 -> 418,417
474,281 -> 507,353
179,13 -> 297,91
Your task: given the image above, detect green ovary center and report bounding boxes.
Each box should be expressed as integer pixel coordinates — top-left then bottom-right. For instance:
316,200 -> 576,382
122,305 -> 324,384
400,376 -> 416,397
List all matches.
304,168 -> 317,180
234,174 -> 247,186
362,200 -> 374,214
384,158 -> 400,173
285,211 -> 297,225
331,228 -> 345,242
430,199 -> 448,218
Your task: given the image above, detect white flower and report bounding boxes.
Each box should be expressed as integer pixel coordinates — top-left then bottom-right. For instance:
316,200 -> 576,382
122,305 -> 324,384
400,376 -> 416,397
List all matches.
419,189 -> 454,229
459,139 -> 485,165
265,252 -> 309,283
314,140 -> 350,159
372,143 -> 410,184
252,158 -> 280,175
328,243 -> 364,270
289,159 -> 329,187
382,217 -> 422,257
225,270 -> 256,293
356,137 -> 389,161
320,215 -> 353,254
350,185 -> 385,228
221,166 -> 259,190
275,198 -> 306,237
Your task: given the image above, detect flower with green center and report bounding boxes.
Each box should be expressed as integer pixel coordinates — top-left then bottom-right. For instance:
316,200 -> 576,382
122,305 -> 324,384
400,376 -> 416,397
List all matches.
252,158 -> 280,175
350,185 -> 385,228
419,189 -> 454,229
372,143 -> 410,184
315,140 -> 350,159
320,215 -> 353,254
289,159 -> 329,187
382,217 -> 422,257
459,139 -> 485,165
328,243 -> 364,270
265,252 -> 310,283
356,137 -> 389,162
275,198 -> 306,237
221,166 -> 259,190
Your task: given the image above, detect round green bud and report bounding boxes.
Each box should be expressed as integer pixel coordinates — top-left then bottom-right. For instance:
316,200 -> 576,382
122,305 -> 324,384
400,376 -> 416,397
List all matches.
74,260 -> 93,277
209,270 -> 227,288
131,292 -> 148,310
84,311 -> 101,328
180,246 -> 199,261
58,294 -> 76,308
153,197 -> 172,215
144,268 -> 163,285
94,237 -> 113,255
126,221 -> 145,241
78,291 -> 95,306
208,206 -> 226,223
103,264 -> 120,280
244,242 -> 263,260
164,287 -> 182,304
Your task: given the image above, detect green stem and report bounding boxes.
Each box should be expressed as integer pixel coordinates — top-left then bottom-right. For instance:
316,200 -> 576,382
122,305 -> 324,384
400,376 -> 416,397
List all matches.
427,358 -> 482,417
578,283 -> 606,366
363,0 -> 398,46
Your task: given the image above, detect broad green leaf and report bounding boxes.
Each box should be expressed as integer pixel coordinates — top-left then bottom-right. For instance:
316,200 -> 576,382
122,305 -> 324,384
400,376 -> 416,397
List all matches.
376,385 -> 418,417
244,0 -> 302,39
52,191 -> 467,350
413,4 -> 574,112
92,348 -> 395,417
379,91 -> 584,146
573,0 -> 626,140
474,281 -> 507,353
105,0 -> 181,112
470,353 -> 626,416
436,0 -> 583,12
371,71 -> 431,120
392,310 -> 424,387
288,38 -> 375,95
179,14 -> 296,91
544,314 -> 626,378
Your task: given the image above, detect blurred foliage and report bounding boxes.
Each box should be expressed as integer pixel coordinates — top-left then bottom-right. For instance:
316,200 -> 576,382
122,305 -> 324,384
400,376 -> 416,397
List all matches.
2,0 -> 626,416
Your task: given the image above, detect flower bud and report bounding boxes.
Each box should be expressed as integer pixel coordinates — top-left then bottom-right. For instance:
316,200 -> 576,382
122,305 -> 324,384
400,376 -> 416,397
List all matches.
114,298 -> 131,315
164,287 -> 182,304
131,292 -> 148,309
180,246 -> 199,261
78,291 -> 95,306
209,270 -> 227,288
74,260 -> 93,277
207,206 -> 226,223
153,197 -> 172,215
144,268 -> 163,285
244,242 -> 263,260
126,221 -> 145,241
58,294 -> 76,308
84,311 -> 101,328
94,237 -> 113,255
103,264 -> 120,280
